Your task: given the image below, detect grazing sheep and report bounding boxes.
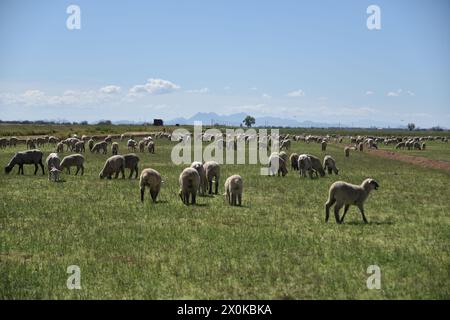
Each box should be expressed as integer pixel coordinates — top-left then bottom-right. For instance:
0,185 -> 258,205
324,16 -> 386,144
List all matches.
279,151 -> 289,164
413,142 -> 422,150
60,154 -> 85,175
421,143 -> 426,150
190,161 -> 208,196
46,153 -> 61,180
298,154 -> 315,178
325,178 -> 379,224
321,140 -> 327,151
123,153 -> 140,179
395,142 -> 406,149
9,137 -> 18,147
147,141 -> 155,154
127,139 -> 137,152
224,175 -> 243,206
307,154 -> 326,177
49,167 -> 62,182
88,139 -> 95,151
344,146 -> 350,157
179,167 -> 200,205
27,139 -> 36,149
5,149 -> 45,175
323,155 -> 339,175
358,143 -> 364,152
104,135 -> 113,143
280,139 -> 291,151
74,141 -> 85,153
138,140 -> 145,153
112,142 -> 119,155
140,168 -> 162,203
268,153 -> 288,177
91,141 -> 108,154
56,142 -> 64,153
0,138 -> 7,148
99,155 -> 125,179
290,153 -> 299,171
203,161 -> 220,194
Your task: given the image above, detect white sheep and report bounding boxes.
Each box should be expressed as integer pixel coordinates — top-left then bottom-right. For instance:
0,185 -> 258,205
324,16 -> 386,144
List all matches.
140,168 -> 162,203
203,161 -> 220,194
325,178 -> 379,224
297,154 -> 315,178
91,141 -> 108,154
99,155 -> 125,179
46,153 -> 61,180
123,153 -> 140,179
179,167 -> 200,205
49,167 -> 62,182
190,161 -> 208,196
60,154 -> 85,175
268,153 -> 288,177
323,155 -> 339,175
147,141 -> 155,154
224,175 -> 243,206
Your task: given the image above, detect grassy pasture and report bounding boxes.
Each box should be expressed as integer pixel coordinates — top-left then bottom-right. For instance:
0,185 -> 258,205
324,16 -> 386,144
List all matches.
0,132 -> 449,299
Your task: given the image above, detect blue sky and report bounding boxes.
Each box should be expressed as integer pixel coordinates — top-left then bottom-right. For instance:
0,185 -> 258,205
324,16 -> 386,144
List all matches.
1,0 -> 449,127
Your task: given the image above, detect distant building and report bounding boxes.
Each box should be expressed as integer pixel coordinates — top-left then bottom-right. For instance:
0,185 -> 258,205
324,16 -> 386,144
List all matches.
153,119 -> 163,126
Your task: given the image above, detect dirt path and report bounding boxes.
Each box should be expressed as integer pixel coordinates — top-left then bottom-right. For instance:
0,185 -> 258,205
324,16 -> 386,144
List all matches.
366,149 -> 450,171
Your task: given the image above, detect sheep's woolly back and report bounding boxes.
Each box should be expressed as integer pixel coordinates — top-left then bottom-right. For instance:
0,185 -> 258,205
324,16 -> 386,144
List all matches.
140,168 -> 162,189
179,167 -> 200,191
225,175 -> 243,193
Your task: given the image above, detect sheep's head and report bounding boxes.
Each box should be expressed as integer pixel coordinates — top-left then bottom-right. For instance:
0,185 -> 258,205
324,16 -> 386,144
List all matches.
5,165 -> 12,174
363,178 -> 379,191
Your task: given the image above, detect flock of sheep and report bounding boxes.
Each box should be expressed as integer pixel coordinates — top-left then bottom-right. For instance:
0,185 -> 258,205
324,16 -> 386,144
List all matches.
1,131 -> 448,223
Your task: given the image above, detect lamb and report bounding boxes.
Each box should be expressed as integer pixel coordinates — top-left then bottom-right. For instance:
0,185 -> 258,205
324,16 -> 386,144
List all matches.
298,154 -> 315,178
321,140 -> 327,151
60,154 -> 85,175
140,168 -> 162,203
325,178 -> 379,224
99,155 -> 125,179
323,155 -> 339,175
306,154 -> 325,177
138,140 -> 145,152
56,142 -> 64,153
203,161 -> 220,194
290,153 -> 299,171
344,146 -> 350,157
49,167 -> 62,182
123,153 -> 140,179
46,153 -> 61,180
5,149 -> 45,175
91,141 -> 108,154
147,141 -> 155,154
268,153 -> 288,177
112,142 -> 119,155
224,175 -> 243,206
179,167 -> 200,205
190,161 -> 208,195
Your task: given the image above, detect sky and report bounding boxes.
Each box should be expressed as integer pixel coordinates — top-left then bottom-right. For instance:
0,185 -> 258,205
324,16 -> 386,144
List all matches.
0,0 -> 449,128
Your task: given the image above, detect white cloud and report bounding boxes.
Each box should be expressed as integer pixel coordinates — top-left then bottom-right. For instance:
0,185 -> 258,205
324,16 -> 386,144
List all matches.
366,91 -> 374,95
99,85 -> 121,94
387,89 -> 403,97
128,78 -> 180,96
262,93 -> 272,99
185,88 -> 209,94
250,87 -> 258,91
287,89 -> 305,97
407,91 -> 415,96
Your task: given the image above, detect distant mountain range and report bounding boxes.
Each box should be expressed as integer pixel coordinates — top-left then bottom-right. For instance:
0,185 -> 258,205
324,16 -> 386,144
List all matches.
163,112 -> 404,128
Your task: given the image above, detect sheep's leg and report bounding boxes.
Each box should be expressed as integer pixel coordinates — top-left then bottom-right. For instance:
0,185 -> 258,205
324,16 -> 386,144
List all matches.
114,171 -> 119,179
150,190 -> 158,203
226,191 -> 230,204
34,163 -> 38,175
121,167 -> 125,179
81,165 -> 84,175
135,167 -> 138,179
231,193 -> 236,206
192,192 -> 196,205
128,169 -> 133,179
208,180 -> 213,195
75,167 -> 80,176
237,194 -> 242,206
325,198 -> 335,222
357,204 -> 368,223
334,203 -> 343,224
40,161 -> 45,175
214,179 -> 219,195
340,205 -> 350,223
140,188 -> 145,202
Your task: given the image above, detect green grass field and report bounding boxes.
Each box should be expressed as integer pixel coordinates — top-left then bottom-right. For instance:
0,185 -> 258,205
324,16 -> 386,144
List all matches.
377,141 -> 450,163
1,131 -> 449,299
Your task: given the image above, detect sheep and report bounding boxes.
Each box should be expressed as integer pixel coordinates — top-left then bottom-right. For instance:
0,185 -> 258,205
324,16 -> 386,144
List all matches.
413,142 -> 422,150
48,136 -> 59,145
127,139 -> 137,152
104,135 -> 113,143
49,167 -> 62,182
112,142 -> 119,155
290,153 -> 299,171
268,153 -> 288,177
26,139 -> 36,149
4,149 -> 45,175
344,146 -> 350,157
74,141 -> 85,153
179,167 -> 200,205
358,142 -> 364,152
298,154 -> 315,178
190,161 -> 208,196
224,175 -> 243,206
99,155 -> 125,179
9,137 -> 18,147
147,141 -> 155,154
421,143 -> 426,150
321,140 -> 327,151
88,139 -> 95,151
138,140 -> 145,152
395,142 -> 405,149
280,139 -> 291,151
91,141 -> 108,154
60,154 -> 85,175
325,178 -> 379,224
56,142 -> 64,153
0,138 -> 7,148
123,153 -> 140,179
203,161 -> 220,194
46,153 -> 61,180
279,151 -> 289,163
140,168 -> 162,203
323,155 -> 339,175
36,137 -> 47,147
307,154 -> 326,177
